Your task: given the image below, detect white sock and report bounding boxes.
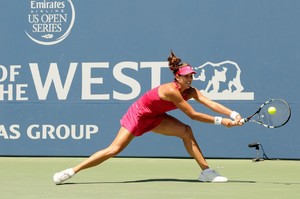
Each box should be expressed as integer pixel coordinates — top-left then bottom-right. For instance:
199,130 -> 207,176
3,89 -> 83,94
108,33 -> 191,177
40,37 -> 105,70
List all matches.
66,168 -> 75,176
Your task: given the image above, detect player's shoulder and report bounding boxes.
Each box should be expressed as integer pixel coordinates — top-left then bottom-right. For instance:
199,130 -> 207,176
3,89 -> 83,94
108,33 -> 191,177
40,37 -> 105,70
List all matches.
161,82 -> 179,93
159,82 -> 181,99
184,86 -> 197,98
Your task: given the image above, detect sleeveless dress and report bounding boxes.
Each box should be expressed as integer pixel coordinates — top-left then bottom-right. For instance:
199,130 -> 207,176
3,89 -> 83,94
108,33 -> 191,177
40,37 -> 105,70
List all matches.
120,83 -> 188,136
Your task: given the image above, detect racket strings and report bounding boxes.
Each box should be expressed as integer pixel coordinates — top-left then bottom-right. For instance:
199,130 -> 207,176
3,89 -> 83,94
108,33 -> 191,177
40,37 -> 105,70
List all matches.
258,100 -> 291,127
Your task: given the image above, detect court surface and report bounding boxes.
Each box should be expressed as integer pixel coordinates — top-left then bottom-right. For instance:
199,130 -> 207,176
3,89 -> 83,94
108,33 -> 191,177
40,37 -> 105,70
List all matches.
1,157 -> 299,199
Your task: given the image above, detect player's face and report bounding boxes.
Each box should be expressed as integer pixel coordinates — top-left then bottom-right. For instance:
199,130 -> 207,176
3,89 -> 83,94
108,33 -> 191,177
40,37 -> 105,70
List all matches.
177,73 -> 193,89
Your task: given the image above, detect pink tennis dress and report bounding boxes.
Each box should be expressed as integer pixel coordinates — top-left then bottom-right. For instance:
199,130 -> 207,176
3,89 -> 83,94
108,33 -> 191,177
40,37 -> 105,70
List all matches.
120,84 -> 188,136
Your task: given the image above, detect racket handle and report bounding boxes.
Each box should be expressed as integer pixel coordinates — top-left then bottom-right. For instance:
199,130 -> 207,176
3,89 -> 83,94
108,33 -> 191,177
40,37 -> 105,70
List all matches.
240,118 -> 247,123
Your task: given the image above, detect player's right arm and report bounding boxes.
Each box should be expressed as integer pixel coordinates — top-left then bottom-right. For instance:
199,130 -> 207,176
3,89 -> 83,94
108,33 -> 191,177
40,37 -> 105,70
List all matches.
159,83 -> 235,127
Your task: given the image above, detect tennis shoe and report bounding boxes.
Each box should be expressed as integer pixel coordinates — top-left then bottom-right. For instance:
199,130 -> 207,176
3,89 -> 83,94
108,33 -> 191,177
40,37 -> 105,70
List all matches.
198,168 -> 228,182
53,168 -> 75,185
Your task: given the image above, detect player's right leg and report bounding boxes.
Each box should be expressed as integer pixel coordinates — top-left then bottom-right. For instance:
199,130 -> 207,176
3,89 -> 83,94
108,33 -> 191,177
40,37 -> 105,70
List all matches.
53,127 -> 134,185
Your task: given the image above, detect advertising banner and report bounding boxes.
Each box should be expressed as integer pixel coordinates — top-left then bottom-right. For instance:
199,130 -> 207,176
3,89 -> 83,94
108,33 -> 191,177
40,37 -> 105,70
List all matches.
0,0 -> 299,159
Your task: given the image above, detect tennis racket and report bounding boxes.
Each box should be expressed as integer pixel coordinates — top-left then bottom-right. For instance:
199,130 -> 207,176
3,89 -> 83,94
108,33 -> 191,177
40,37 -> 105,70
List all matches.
241,99 -> 291,128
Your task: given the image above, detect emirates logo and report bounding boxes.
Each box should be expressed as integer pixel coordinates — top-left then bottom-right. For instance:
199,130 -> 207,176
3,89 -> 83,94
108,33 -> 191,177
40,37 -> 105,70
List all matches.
25,0 -> 75,45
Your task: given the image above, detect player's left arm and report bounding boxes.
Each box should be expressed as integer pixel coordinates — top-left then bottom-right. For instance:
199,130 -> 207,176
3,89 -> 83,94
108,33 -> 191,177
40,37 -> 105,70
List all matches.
189,87 -> 243,123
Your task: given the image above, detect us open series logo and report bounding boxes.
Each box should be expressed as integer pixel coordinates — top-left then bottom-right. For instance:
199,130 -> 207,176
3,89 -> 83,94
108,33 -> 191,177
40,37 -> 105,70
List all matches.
25,0 -> 75,45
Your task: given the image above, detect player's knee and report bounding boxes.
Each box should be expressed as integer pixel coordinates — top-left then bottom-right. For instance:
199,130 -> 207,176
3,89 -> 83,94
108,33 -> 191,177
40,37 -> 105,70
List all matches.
181,125 -> 193,140
107,145 -> 123,157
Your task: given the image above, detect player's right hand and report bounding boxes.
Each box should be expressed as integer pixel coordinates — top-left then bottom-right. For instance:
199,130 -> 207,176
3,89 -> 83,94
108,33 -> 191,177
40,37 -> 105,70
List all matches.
221,118 -> 237,128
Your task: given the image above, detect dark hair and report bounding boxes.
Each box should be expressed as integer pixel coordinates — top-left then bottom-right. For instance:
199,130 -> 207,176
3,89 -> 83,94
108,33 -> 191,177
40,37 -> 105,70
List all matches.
167,50 -> 189,75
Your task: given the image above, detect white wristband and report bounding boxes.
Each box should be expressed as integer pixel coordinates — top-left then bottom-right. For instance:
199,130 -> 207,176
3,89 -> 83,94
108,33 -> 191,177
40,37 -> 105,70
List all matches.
230,111 -> 239,120
214,117 -> 222,125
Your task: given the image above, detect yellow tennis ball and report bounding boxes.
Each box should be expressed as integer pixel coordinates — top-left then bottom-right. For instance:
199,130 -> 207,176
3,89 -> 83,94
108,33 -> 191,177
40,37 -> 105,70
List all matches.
268,107 -> 276,115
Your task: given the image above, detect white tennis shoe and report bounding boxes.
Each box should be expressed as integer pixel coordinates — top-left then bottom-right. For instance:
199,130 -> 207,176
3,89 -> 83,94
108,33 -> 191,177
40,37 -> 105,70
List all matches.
198,168 -> 228,182
53,168 -> 75,185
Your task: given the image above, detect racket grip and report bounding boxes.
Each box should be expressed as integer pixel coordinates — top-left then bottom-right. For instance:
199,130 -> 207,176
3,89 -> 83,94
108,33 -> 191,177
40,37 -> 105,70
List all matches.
240,118 -> 248,123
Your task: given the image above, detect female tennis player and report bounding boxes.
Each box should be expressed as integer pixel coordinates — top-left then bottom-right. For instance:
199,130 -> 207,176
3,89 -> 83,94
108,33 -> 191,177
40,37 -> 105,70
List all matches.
53,51 -> 243,184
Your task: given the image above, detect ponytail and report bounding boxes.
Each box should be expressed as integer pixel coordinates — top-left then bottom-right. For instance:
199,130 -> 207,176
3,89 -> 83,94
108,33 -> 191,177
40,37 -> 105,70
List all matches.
167,50 -> 182,74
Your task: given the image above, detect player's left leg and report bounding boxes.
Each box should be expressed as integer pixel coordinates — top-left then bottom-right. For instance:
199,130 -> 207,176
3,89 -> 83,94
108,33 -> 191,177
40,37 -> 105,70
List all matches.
151,114 -> 209,169
151,114 -> 228,182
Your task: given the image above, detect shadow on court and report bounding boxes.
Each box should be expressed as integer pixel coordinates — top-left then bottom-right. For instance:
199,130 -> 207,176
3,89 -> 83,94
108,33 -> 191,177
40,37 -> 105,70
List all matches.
60,178 -> 198,185
61,179 -> 300,186
61,178 -> 254,185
